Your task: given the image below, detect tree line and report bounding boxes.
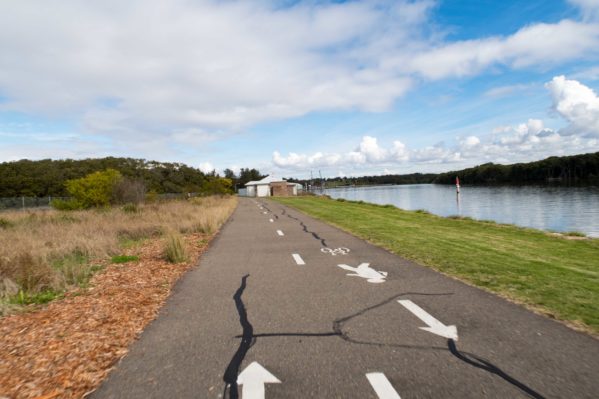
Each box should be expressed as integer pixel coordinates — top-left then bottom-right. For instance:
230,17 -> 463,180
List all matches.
288,173 -> 437,187
0,157 -> 263,197
288,151 -> 599,188
433,151 -> 599,184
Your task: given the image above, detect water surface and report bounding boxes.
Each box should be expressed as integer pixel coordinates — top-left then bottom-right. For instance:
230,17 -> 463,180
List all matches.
325,184 -> 599,238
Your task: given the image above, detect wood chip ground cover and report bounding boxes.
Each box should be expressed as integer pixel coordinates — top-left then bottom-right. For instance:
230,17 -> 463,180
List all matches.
0,233 -> 212,399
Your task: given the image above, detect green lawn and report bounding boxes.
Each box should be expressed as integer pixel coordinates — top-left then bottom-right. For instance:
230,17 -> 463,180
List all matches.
272,196 -> 599,335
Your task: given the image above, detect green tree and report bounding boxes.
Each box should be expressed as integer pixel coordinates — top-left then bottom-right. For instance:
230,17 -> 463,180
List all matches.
65,169 -> 122,208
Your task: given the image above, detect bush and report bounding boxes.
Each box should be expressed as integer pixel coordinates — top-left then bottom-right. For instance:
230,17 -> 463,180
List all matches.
51,198 -> 84,211
164,233 -> 187,263
145,190 -> 159,203
65,169 -> 122,208
113,178 -> 146,204
0,217 -> 13,229
122,203 -> 139,213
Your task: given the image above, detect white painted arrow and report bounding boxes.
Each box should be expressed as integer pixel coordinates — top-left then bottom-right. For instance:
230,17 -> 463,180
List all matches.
398,299 -> 458,340
237,362 -> 281,399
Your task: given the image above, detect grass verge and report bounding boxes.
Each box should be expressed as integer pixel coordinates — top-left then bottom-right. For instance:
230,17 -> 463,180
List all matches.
272,196 -> 599,335
0,198 -> 237,398
0,196 -> 237,314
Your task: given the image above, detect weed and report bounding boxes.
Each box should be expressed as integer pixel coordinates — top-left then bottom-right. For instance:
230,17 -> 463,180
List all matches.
165,232 -> 187,263
122,203 -> 138,213
111,255 -> 140,263
52,253 -> 91,286
55,213 -> 80,223
10,289 -> 62,305
0,217 -> 13,229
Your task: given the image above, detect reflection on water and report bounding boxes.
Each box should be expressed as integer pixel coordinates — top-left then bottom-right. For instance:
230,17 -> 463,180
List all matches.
325,184 -> 599,237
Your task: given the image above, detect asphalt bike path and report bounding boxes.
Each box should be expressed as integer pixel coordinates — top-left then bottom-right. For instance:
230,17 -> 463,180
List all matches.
92,198 -> 599,398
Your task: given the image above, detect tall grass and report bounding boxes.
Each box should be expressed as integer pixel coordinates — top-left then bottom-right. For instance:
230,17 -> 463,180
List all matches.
164,232 -> 188,263
0,196 -> 237,304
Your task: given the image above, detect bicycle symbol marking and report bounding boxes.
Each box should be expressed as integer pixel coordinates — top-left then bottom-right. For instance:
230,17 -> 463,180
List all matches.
321,247 -> 351,256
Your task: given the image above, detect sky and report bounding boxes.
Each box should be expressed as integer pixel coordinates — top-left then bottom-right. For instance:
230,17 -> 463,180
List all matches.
1,0 -> 599,178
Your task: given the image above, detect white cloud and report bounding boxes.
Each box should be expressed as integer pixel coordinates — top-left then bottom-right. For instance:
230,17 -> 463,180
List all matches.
1,0 -> 598,151
0,0 -> 423,143
272,76 -> 599,174
198,162 -> 215,173
569,0 -> 599,21
546,75 -> 599,136
484,84 -> 531,98
402,20 -> 599,80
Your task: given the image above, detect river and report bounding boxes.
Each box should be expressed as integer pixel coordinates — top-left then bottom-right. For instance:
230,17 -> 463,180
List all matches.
324,184 -> 599,238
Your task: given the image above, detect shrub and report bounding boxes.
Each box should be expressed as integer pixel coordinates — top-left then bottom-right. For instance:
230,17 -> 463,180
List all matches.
200,177 -> 233,195
52,253 -> 90,286
122,203 -> 139,213
113,178 -> 146,204
5,253 -> 58,292
65,169 -> 122,208
145,190 -> 159,203
164,233 -> 187,263
51,199 -> 84,211
0,217 -> 13,229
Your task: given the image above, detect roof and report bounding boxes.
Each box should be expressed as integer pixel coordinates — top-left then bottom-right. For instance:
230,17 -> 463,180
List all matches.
245,175 -> 287,186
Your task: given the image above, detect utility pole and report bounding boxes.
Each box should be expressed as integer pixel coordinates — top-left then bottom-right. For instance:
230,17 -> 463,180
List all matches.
319,170 -> 324,192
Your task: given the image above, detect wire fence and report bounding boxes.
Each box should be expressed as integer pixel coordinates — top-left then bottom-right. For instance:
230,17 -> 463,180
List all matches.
0,193 -> 202,211
0,196 -> 69,211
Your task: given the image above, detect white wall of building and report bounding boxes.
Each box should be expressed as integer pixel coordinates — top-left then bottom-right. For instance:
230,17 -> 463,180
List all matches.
256,184 -> 271,197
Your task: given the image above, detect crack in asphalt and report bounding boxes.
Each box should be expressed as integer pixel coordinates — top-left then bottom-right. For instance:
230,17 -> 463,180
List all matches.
239,290 -> 545,398
223,275 -> 255,399
285,212 -> 328,247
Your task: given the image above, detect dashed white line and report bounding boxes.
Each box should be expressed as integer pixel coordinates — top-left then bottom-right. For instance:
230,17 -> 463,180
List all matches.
277,230 -> 284,236
366,373 -> 401,399
269,218 -> 274,223
292,253 -> 305,265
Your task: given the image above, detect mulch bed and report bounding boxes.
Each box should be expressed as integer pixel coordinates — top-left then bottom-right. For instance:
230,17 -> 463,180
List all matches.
0,233 -> 211,399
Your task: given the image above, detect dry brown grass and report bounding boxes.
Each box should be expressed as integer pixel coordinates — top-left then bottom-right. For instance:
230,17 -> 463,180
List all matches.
0,196 -> 237,302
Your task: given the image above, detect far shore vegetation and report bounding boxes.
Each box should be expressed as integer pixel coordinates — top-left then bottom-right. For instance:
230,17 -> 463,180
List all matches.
287,151 -> 599,187
272,196 -> 599,335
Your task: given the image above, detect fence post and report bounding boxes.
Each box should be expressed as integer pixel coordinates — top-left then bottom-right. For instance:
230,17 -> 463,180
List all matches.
22,196 -> 25,210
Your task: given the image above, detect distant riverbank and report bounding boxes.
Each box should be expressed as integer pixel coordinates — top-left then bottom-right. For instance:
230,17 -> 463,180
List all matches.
272,196 -> 599,336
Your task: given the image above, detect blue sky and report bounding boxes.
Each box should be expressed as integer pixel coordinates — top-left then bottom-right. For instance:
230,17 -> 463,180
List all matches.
1,0 -> 599,178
